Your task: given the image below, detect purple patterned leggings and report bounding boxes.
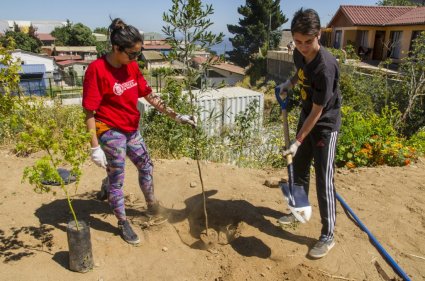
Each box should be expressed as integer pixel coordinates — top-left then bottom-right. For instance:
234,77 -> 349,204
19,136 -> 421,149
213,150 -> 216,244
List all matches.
99,129 -> 155,221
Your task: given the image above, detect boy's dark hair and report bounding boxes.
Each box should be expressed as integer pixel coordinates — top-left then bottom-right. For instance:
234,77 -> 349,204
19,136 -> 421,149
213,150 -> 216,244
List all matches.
108,18 -> 143,51
291,8 -> 321,36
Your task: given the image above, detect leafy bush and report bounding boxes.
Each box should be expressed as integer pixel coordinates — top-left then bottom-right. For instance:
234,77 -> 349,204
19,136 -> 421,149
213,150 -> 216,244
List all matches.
141,79 -> 204,159
337,105 -> 418,168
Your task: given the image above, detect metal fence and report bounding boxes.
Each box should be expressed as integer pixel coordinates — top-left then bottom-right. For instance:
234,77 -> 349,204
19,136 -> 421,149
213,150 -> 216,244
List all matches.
16,76 -> 84,98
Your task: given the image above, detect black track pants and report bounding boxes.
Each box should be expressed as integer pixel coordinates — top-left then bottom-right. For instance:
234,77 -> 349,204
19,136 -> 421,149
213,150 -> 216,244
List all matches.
293,129 -> 338,240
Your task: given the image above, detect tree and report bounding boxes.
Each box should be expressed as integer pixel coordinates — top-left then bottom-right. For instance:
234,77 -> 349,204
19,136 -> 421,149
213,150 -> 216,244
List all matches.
226,0 -> 287,67
51,20 -> 96,46
398,31 -> 425,135
93,27 -> 108,35
0,23 -> 42,53
93,27 -> 109,57
376,0 -> 415,5
163,0 -> 224,241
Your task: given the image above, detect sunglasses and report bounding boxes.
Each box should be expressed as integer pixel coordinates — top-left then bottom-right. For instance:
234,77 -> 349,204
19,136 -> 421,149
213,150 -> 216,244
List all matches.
123,50 -> 141,60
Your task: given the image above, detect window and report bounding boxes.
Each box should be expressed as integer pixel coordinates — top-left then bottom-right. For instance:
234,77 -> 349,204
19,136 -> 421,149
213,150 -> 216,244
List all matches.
359,30 -> 368,47
409,30 -> 424,55
334,30 -> 342,49
388,31 -> 402,59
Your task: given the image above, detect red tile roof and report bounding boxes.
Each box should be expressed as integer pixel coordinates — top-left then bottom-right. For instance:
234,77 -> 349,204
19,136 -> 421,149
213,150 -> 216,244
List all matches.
331,5 -> 425,26
56,60 -> 90,66
191,56 -> 208,65
53,55 -> 82,61
36,33 -> 56,41
388,6 -> 425,25
210,63 -> 245,75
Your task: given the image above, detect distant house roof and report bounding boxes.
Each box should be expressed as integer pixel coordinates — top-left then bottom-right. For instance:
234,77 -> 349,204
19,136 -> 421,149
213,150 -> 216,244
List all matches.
142,51 -> 164,61
44,46 -> 97,53
19,64 -> 46,74
10,49 -> 54,61
192,56 -> 208,65
56,60 -> 91,67
53,55 -> 82,61
36,33 -> 56,41
328,5 -> 425,27
210,63 -> 245,75
142,40 -> 172,50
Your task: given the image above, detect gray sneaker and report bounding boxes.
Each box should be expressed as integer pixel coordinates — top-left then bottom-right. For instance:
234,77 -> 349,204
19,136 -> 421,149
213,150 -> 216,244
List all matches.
308,238 -> 335,258
118,220 -> 140,245
277,213 -> 298,226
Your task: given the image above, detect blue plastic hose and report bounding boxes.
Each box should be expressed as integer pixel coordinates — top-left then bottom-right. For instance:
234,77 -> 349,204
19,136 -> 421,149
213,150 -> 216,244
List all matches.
336,192 -> 411,281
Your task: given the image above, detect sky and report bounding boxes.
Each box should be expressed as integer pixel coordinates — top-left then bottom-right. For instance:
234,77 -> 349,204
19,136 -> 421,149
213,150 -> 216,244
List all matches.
1,0 -> 379,38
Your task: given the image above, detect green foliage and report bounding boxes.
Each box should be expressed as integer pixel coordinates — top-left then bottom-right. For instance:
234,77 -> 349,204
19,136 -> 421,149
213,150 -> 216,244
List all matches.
376,0 -> 416,5
142,80 -> 201,158
51,20 -> 96,46
93,27 -> 108,35
398,31 -> 425,136
162,0 -> 225,160
17,99 -> 91,227
246,57 -> 267,86
406,127 -> 425,155
0,30 -> 42,53
337,106 -> 418,168
0,39 -> 22,143
344,44 -> 359,60
227,0 -> 287,67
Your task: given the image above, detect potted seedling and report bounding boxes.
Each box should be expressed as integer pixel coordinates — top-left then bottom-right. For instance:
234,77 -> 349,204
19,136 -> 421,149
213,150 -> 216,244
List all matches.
18,97 -> 93,272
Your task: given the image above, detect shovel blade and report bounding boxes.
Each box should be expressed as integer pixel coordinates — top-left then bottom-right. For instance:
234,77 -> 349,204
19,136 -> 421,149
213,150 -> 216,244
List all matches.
279,182 -> 312,223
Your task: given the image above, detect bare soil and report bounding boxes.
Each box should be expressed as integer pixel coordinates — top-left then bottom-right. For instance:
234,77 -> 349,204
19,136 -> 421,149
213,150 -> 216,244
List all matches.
0,148 -> 424,281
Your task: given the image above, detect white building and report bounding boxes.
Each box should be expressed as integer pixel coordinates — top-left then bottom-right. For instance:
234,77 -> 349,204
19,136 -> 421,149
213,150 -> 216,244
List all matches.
10,50 -> 56,76
137,86 -> 263,136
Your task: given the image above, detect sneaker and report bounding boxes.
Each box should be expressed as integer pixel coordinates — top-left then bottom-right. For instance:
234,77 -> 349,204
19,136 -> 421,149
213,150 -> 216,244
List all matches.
308,238 -> 335,258
96,177 -> 108,201
118,220 -> 140,245
277,213 -> 298,226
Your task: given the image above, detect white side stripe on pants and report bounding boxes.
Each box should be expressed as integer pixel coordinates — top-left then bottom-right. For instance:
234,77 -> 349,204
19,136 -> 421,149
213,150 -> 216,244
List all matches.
325,131 -> 338,238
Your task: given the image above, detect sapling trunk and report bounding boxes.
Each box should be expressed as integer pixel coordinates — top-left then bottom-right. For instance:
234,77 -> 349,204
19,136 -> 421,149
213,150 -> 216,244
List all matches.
63,186 -> 80,231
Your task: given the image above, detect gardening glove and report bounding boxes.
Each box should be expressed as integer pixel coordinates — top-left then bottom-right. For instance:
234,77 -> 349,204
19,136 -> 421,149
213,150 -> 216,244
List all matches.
283,140 -> 302,157
175,114 -> 197,128
277,80 -> 292,95
91,146 -> 107,169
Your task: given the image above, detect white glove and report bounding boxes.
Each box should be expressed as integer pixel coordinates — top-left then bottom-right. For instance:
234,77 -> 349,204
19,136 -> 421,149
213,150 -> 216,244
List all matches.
278,80 -> 292,95
175,114 -> 197,127
91,146 -> 107,168
283,140 -> 302,157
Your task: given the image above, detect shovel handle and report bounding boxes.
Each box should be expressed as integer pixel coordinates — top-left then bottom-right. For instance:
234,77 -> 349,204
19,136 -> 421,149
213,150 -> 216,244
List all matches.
275,87 -> 291,149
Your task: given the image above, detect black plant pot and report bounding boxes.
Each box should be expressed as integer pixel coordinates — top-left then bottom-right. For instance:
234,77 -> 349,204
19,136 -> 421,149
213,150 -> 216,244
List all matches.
67,220 -> 94,273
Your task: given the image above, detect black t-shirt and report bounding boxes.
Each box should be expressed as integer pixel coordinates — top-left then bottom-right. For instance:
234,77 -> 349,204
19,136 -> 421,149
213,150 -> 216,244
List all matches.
293,47 -> 342,131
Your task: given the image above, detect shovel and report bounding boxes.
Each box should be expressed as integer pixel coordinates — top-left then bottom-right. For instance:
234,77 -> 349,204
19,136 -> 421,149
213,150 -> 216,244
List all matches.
275,87 -> 312,223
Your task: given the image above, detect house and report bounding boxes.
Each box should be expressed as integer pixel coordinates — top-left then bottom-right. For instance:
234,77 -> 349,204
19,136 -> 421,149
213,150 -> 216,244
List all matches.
327,5 -> 425,62
36,33 -> 56,46
141,51 -> 168,69
10,50 -> 55,77
142,39 -> 172,55
191,56 -> 245,86
56,60 -> 90,86
0,63 -> 47,96
41,46 -> 97,61
207,62 -> 245,86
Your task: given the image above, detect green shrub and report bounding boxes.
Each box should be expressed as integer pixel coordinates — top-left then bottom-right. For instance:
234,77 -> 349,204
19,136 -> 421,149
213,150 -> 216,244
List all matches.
337,105 -> 418,168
